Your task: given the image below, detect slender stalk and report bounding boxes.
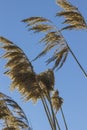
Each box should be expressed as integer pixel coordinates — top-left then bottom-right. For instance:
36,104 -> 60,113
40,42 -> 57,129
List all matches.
60,107 -> 68,130
42,96 -> 61,130
46,93 -> 61,130
41,96 -> 54,130
51,22 -> 87,77
66,43 -> 87,77
46,93 -> 57,130
55,114 -> 61,130
61,31 -> 87,77
35,70 -> 61,130
36,78 -> 55,130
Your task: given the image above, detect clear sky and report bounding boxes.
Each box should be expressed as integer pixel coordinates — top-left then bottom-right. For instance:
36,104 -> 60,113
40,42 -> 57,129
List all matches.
0,0 -> 87,130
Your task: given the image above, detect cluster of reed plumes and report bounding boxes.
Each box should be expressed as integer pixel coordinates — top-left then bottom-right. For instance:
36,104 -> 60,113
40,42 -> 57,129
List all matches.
22,16 -> 69,71
0,92 -> 30,130
0,0 -> 87,130
56,0 -> 87,30
0,36 -> 63,130
0,37 -> 62,106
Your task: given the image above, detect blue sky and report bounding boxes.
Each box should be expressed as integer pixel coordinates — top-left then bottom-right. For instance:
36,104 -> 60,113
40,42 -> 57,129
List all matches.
0,0 -> 87,130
